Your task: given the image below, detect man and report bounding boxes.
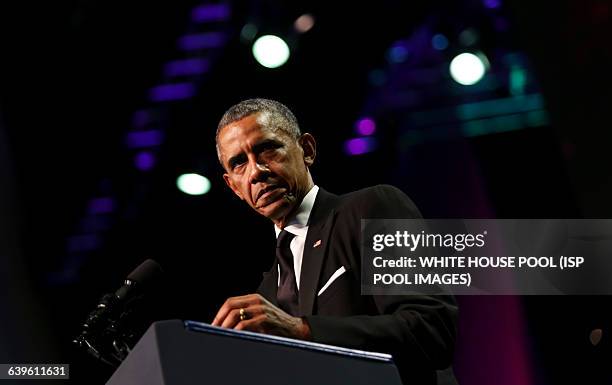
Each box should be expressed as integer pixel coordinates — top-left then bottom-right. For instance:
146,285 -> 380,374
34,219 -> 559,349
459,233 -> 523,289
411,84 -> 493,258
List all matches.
212,98 -> 457,385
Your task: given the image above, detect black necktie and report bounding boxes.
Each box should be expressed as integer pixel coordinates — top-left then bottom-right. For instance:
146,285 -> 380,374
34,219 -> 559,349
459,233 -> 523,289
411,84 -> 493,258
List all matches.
276,230 -> 299,316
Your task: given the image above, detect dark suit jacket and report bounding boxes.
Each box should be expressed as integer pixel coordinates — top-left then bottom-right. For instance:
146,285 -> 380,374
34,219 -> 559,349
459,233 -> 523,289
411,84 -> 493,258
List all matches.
257,185 -> 458,385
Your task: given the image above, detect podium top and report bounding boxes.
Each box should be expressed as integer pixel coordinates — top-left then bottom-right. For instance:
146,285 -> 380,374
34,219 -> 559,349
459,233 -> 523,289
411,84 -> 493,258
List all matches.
184,320 -> 393,362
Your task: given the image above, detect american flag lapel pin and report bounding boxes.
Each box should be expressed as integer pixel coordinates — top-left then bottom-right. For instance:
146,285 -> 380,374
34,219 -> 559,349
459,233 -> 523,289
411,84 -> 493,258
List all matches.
313,239 -> 322,248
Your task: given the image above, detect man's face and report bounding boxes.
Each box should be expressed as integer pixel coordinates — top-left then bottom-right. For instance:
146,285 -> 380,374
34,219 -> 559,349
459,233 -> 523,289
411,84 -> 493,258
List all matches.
218,112 -> 315,225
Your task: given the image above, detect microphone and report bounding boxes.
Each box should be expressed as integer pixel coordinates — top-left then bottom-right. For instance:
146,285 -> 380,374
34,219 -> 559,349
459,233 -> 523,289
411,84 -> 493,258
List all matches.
74,259 -> 164,366
112,258 -> 164,306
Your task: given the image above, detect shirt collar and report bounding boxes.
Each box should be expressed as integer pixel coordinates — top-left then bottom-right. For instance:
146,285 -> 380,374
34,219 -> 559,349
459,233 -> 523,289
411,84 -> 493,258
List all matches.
274,185 -> 319,238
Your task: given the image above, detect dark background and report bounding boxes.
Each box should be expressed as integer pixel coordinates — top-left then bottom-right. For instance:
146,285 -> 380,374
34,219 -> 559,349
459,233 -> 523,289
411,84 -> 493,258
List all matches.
1,0 -> 611,384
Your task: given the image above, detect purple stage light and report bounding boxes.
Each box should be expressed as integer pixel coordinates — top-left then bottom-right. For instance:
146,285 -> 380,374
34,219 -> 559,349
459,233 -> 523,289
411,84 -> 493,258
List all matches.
192,3 -> 231,23
356,117 -> 376,136
178,32 -> 226,51
483,0 -> 501,9
344,137 -> 377,155
149,83 -> 195,102
164,58 -> 210,77
126,129 -> 164,148
88,197 -> 115,214
134,151 -> 156,171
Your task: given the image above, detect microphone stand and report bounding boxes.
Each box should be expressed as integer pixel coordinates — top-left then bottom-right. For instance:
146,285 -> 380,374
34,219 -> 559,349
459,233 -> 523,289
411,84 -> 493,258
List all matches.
73,282 -> 144,367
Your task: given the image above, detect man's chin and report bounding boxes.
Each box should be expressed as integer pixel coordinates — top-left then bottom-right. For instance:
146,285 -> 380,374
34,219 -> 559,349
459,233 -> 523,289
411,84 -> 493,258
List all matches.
256,198 -> 293,222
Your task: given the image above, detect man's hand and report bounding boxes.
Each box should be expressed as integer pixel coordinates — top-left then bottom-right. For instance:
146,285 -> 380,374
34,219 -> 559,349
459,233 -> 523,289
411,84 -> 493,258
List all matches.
211,293 -> 311,340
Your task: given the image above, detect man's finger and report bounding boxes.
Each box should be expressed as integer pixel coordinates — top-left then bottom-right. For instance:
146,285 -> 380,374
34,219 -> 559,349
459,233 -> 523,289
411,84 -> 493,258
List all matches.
221,307 -> 242,329
211,295 -> 254,326
221,303 -> 266,328
211,302 -> 231,326
244,304 -> 264,317
235,314 -> 266,332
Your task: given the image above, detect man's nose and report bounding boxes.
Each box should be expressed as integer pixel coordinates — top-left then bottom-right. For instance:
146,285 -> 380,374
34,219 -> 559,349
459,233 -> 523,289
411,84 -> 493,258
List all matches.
249,160 -> 270,184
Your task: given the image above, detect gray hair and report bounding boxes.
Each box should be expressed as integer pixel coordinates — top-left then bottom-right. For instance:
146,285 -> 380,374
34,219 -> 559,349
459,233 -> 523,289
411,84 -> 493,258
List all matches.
215,98 -> 301,165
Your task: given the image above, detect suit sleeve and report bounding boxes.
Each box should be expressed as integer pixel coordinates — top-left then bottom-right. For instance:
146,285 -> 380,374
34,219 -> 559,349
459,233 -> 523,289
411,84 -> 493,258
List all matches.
304,185 -> 458,371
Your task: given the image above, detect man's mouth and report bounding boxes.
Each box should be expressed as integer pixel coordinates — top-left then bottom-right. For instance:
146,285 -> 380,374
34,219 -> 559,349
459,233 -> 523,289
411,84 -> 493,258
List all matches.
256,185 -> 286,206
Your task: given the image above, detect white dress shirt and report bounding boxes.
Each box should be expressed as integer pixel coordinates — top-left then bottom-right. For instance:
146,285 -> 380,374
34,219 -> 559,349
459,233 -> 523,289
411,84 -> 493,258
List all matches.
274,185 -> 319,290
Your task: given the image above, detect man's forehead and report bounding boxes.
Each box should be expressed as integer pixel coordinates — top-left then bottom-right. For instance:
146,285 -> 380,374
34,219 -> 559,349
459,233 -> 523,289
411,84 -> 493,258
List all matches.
219,115 -> 267,146
219,115 -> 284,160
219,114 -> 287,145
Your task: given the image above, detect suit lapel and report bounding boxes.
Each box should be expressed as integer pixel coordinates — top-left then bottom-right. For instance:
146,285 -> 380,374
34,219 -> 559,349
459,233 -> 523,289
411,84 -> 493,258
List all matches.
298,188 -> 339,315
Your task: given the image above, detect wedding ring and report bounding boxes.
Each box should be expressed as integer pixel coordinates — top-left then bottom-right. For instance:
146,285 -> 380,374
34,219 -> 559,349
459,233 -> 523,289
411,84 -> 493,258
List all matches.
239,308 -> 248,321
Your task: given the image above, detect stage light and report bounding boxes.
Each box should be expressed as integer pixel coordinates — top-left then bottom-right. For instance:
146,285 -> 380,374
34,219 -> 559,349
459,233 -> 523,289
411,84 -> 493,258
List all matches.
178,32 -> 227,51
192,3 -> 231,23
126,130 -> 164,148
387,43 -> 409,63
449,52 -> 487,85
149,83 -> 195,102
509,66 -> 526,95
88,197 -> 115,214
177,173 -> 211,195
432,34 -> 449,50
483,0 -> 502,9
344,137 -> 377,155
355,118 -> 376,136
458,29 -> 479,46
252,35 -> 290,69
134,151 -> 156,171
241,23 -> 258,42
294,14 -> 315,33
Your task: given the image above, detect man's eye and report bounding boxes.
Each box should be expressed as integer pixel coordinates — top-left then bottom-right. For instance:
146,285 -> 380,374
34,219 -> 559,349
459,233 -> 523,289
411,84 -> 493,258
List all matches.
233,162 -> 245,170
262,144 -> 282,155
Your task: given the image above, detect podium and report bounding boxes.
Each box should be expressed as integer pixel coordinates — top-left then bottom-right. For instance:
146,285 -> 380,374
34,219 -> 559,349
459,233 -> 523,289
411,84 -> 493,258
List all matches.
106,319 -> 403,385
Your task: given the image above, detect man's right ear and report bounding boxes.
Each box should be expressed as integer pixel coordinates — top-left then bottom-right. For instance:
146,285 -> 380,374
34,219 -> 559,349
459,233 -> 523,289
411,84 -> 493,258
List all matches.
223,173 -> 244,200
299,133 -> 316,167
